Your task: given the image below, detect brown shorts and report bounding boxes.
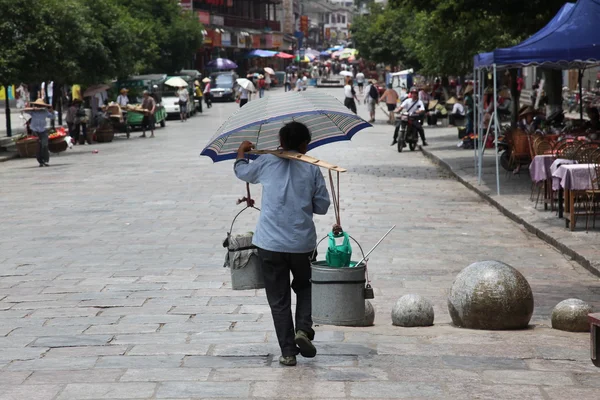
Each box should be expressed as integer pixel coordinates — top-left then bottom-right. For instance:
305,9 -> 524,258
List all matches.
142,114 -> 155,128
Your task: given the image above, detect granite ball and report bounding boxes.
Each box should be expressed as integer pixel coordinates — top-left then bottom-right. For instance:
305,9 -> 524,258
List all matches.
448,260 -> 534,330
354,300 -> 375,327
392,294 -> 434,327
551,299 -> 593,332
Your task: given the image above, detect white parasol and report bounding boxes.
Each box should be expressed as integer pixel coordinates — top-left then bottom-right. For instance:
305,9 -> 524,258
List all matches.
263,67 -> 275,75
236,78 -> 256,92
165,77 -> 188,87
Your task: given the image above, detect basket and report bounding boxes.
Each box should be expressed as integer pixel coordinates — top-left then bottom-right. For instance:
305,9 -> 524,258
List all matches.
16,139 -> 39,158
95,127 -> 114,143
48,139 -> 68,154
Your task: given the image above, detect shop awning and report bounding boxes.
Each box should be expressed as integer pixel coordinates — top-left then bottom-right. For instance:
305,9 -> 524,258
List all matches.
474,0 -> 600,69
248,49 -> 278,58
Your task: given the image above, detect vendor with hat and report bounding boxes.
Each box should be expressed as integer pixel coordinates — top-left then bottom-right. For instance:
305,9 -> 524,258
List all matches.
518,106 -> 537,133
117,88 -> 129,107
26,99 -> 55,167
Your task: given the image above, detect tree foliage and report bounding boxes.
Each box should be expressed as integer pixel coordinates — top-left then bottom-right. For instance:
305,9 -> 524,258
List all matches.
0,0 -> 203,86
352,0 -> 566,75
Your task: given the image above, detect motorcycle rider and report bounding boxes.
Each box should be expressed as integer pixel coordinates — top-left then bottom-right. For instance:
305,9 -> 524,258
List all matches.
392,87 -> 427,147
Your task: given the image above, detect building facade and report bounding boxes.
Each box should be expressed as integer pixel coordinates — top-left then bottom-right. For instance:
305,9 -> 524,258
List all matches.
187,0 -> 294,75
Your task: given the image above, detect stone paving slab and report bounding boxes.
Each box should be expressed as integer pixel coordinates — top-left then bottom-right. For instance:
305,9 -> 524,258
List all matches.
0,87 -> 599,398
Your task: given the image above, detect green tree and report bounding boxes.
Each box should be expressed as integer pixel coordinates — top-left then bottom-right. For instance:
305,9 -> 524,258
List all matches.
120,0 -> 204,74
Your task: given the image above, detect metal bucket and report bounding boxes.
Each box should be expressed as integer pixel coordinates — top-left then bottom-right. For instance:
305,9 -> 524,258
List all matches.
311,261 -> 365,326
230,252 -> 264,290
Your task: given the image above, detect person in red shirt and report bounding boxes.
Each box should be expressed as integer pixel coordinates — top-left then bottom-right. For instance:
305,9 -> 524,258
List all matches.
258,75 -> 266,98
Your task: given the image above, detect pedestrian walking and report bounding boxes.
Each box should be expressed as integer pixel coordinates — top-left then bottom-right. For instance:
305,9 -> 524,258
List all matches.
203,78 -> 212,108
265,72 -> 271,90
177,86 -> 189,122
344,78 -> 358,114
258,75 -> 266,98
364,79 -> 379,123
284,72 -> 291,92
16,83 -> 28,109
26,99 -> 55,167
233,122 -> 331,367
140,90 -> 156,138
65,99 -> 78,142
194,81 -> 203,113
356,71 -> 365,94
237,86 -> 251,107
379,84 -> 399,124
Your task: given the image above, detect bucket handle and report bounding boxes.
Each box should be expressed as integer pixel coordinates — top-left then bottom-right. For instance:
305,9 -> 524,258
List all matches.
312,234 -> 369,277
228,205 -> 260,237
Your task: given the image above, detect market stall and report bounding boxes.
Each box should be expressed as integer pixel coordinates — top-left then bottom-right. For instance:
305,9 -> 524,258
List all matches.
473,0 -> 600,195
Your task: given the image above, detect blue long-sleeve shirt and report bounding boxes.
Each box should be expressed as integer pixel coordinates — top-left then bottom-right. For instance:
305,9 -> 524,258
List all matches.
28,110 -> 55,133
234,154 -> 331,253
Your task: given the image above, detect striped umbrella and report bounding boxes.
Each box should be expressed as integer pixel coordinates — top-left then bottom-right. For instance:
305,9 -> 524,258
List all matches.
200,91 -> 372,162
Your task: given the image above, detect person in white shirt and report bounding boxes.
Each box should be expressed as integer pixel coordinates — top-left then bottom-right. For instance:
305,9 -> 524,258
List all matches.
355,71 -> 365,94
47,81 -> 54,106
343,78 -> 358,114
363,79 -> 379,123
177,86 -> 190,122
237,86 -> 251,107
449,97 -> 466,126
393,87 -> 427,146
116,88 -> 129,107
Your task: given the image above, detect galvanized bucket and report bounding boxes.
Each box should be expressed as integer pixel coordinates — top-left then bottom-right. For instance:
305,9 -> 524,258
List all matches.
311,261 -> 366,326
225,204 -> 265,291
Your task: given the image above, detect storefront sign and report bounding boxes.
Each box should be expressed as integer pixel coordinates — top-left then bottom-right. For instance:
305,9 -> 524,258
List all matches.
179,0 -> 193,10
227,0 -> 233,6
252,35 -> 261,48
213,30 -> 222,47
264,34 -> 273,49
212,15 -> 224,26
272,33 -> 283,49
325,28 -> 330,39
237,35 -> 246,48
198,11 -> 210,25
221,32 -> 231,47
282,0 -> 294,35
204,30 -> 213,45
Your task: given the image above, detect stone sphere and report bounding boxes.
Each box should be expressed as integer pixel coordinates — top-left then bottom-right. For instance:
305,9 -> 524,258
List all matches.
448,260 -> 534,330
392,294 -> 434,327
551,299 -> 593,332
354,300 -> 375,327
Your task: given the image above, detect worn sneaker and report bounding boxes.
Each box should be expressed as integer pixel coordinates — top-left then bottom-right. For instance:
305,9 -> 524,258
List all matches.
294,330 -> 317,358
390,140 -> 397,146
279,355 -> 297,366
422,141 -> 428,146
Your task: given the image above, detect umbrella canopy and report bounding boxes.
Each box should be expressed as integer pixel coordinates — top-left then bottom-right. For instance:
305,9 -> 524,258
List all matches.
200,91 -> 372,162
83,84 -> 111,98
248,49 -> 278,58
165,76 -> 188,87
294,55 -> 314,63
236,78 -> 256,92
276,52 -> 294,59
340,71 -> 353,77
264,67 -> 275,75
320,51 -> 331,58
331,50 -> 343,59
202,77 -> 211,83
207,58 -> 238,70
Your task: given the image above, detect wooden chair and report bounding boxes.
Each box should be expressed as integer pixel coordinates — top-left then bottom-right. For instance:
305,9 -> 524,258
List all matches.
585,151 -> 600,230
535,139 -> 554,155
508,129 -> 531,174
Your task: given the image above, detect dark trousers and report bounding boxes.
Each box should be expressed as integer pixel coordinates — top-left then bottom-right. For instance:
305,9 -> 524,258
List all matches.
205,93 -> 212,108
344,98 -> 357,114
35,130 -> 49,164
285,83 -> 291,92
240,99 -> 248,107
449,113 -> 465,126
257,248 -> 315,357
393,120 -> 426,143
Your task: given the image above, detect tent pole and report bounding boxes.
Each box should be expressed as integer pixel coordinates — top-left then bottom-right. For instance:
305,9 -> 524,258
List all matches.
473,65 -> 478,174
478,68 -> 485,185
493,64 -> 500,196
579,69 -> 584,120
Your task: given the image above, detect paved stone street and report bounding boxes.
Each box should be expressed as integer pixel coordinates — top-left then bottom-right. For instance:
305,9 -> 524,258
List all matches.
1,86 -> 599,399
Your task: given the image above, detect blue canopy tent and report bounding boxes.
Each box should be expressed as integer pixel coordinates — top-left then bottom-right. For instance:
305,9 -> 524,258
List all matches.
472,0 -> 600,195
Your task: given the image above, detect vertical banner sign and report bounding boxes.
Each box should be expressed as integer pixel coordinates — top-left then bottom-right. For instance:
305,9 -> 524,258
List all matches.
252,35 -> 261,48
265,34 -> 273,49
272,34 -> 283,49
325,27 -> 330,39
300,16 -> 309,37
221,32 -> 231,47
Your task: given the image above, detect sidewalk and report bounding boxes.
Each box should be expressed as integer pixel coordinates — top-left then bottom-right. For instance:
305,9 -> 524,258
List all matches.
421,125 -> 600,276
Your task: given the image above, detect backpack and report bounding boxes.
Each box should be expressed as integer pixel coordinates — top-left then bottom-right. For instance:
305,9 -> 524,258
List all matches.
369,84 -> 379,100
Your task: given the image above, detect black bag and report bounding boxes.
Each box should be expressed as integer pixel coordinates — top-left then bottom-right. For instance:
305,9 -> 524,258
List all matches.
369,85 -> 379,100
